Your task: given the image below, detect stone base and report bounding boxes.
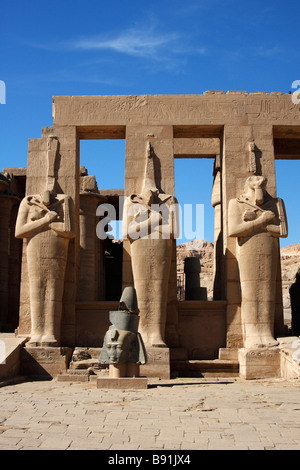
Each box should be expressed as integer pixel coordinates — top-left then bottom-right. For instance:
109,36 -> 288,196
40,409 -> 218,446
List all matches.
96,377 -> 148,389
21,347 -> 73,379
57,373 -> 90,383
219,348 -> 239,361
238,347 -> 281,380
140,347 -> 170,379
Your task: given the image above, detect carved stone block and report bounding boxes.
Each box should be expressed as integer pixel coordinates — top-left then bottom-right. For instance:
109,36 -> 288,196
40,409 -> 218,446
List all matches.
21,346 -> 72,379
139,347 -> 170,379
238,347 -> 281,380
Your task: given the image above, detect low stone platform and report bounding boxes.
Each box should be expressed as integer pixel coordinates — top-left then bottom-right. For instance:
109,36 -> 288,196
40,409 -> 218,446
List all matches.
171,359 -> 240,378
96,377 -> 148,389
13,339 -> 300,383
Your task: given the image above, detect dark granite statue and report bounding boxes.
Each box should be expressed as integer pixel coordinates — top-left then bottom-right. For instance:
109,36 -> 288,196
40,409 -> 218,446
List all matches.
99,287 -> 146,368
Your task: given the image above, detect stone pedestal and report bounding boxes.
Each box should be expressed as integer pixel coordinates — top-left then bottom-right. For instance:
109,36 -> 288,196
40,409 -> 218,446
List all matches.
109,363 -> 140,378
219,347 -> 239,361
21,346 -> 72,379
238,347 -> 281,380
140,347 -> 170,379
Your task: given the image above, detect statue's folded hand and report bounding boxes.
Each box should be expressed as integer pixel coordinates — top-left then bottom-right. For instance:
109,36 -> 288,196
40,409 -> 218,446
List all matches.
262,210 -> 275,223
46,211 -> 58,223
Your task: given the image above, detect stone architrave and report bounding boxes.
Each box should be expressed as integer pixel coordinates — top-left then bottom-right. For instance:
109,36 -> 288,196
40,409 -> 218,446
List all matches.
228,175 -> 288,349
15,136 -> 75,347
123,142 -> 179,348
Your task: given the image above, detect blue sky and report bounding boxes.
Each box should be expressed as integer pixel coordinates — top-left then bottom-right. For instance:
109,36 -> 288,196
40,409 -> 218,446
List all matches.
1,0 -> 299,247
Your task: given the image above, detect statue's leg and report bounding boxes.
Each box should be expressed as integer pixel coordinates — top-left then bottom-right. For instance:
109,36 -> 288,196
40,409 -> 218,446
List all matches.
131,239 -> 172,348
140,279 -> 168,347
27,277 -> 44,344
41,257 -> 66,346
239,234 -> 279,348
27,238 -> 44,344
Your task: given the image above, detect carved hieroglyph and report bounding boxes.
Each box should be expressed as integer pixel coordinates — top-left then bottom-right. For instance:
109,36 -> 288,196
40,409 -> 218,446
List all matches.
123,142 -> 178,348
228,175 -> 288,349
15,136 -> 75,346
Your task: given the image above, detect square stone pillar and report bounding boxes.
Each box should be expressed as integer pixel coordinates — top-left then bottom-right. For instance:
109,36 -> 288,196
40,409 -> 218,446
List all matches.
123,125 -> 177,373
222,123 -> 283,348
0,195 -> 21,330
124,125 -> 175,197
17,125 -> 79,347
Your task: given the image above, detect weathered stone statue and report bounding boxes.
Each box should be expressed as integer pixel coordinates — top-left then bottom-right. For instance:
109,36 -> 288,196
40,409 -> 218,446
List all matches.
290,269 -> 300,336
15,136 -> 75,346
123,142 -> 178,348
99,287 -> 146,377
228,175 -> 288,349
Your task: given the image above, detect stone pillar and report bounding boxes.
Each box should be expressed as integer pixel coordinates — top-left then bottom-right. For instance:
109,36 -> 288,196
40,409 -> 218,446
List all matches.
223,122 -> 286,378
8,204 -> 22,330
17,125 -> 79,347
0,194 -> 20,330
222,123 -> 280,348
124,125 -> 177,376
79,192 -> 106,301
211,155 -> 224,300
125,125 -> 175,198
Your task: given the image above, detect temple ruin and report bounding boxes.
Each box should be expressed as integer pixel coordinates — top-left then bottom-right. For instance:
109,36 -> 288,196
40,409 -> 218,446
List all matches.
1,91 -> 300,383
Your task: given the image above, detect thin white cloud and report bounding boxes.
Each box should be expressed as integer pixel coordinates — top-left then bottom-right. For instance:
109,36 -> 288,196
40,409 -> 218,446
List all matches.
70,27 -> 181,58
26,23 -> 207,73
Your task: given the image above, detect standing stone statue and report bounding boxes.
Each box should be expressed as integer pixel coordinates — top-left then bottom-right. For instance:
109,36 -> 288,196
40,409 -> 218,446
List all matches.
15,136 -> 75,346
99,287 -> 146,377
228,175 -> 288,349
290,269 -> 300,336
123,142 -> 178,348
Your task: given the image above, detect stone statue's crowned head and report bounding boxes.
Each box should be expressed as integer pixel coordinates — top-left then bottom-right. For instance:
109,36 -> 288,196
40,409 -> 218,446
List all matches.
245,175 -> 267,206
102,328 -> 139,364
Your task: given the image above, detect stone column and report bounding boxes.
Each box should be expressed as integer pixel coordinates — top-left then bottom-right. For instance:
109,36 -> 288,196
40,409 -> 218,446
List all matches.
8,204 -> 22,330
123,126 -> 176,377
223,122 -> 285,351
79,192 -> 106,301
211,155 -> 223,300
0,194 -> 20,330
17,126 -> 78,347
